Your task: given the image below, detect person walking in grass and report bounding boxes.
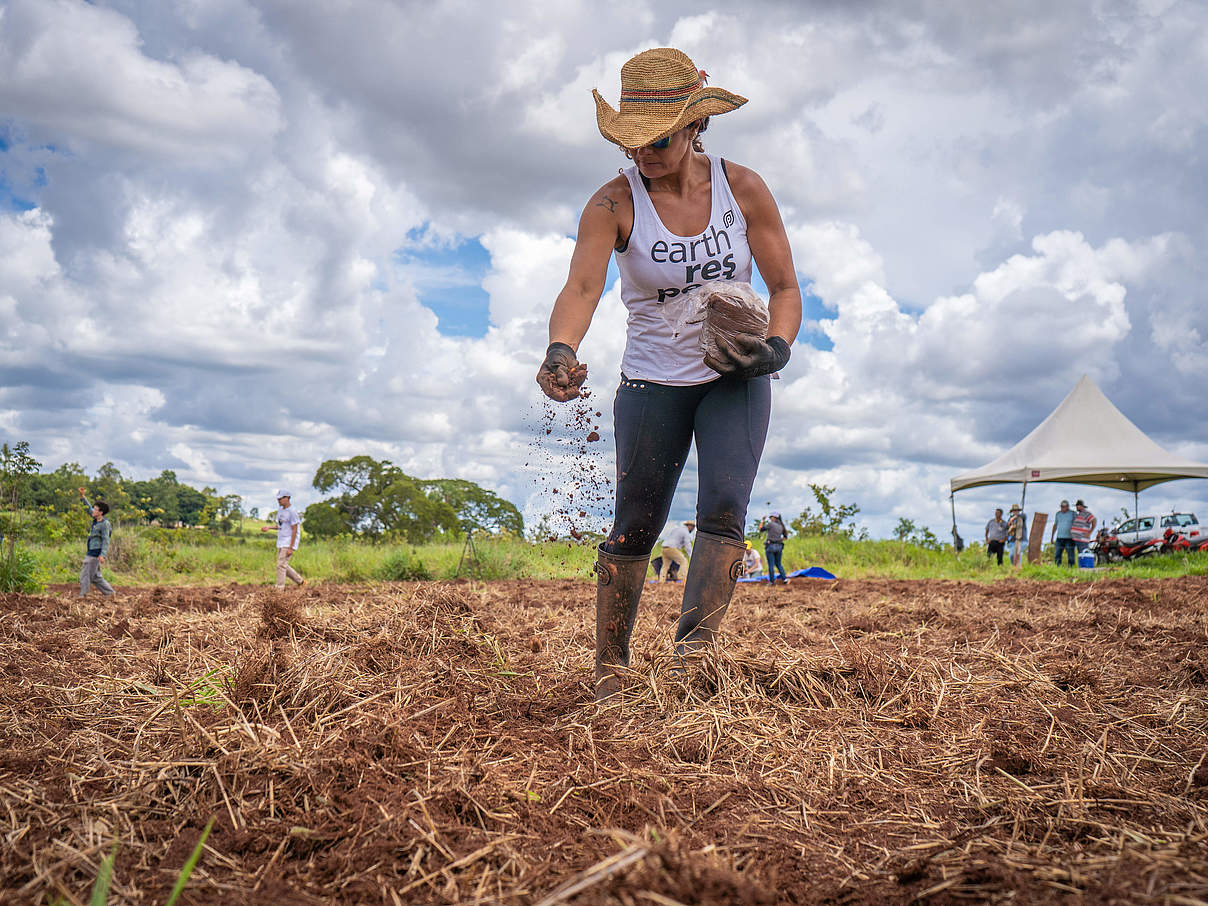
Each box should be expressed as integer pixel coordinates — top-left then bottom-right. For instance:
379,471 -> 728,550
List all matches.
261,489 -> 305,589
985,507 -> 1008,565
76,487 -> 115,597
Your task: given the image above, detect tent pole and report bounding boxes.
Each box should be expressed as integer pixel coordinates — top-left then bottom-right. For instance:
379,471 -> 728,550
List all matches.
1134,482 -> 1139,521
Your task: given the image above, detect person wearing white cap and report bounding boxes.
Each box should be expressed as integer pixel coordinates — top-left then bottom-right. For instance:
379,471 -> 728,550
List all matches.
261,489 -> 304,588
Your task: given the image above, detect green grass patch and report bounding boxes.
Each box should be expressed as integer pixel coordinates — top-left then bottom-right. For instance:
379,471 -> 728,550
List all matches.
18,525 -> 1208,587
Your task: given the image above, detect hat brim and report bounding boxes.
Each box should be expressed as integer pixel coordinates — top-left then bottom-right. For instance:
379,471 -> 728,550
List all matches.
593,86 -> 747,149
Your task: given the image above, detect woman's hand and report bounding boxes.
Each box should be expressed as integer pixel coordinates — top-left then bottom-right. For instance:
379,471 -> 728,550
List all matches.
704,334 -> 790,379
536,342 -> 588,401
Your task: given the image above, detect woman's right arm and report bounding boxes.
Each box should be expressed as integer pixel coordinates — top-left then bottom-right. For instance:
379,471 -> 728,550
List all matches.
537,177 -> 630,401
547,177 -> 630,350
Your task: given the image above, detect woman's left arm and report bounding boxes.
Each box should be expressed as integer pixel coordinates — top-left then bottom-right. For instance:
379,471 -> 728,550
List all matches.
729,163 -> 802,344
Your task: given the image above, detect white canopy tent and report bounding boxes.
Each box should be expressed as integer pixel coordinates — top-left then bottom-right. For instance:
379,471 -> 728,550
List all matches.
950,375 -> 1208,534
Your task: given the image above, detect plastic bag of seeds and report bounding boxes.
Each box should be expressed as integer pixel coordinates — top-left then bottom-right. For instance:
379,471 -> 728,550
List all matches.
688,281 -> 770,362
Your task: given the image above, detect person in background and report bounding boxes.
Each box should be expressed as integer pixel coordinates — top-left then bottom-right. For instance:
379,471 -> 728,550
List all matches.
758,512 -> 790,583
657,519 -> 695,582
1050,499 -> 1076,565
261,489 -> 305,589
742,540 -> 762,577
1007,503 -> 1028,567
1071,499 -> 1097,557
76,487 -> 115,597
985,507 -> 1008,565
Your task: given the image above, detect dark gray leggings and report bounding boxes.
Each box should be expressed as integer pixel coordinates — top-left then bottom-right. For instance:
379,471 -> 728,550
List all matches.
601,373 -> 771,557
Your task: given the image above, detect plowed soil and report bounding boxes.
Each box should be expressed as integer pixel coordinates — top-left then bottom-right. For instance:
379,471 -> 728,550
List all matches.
2,576 -> 1206,904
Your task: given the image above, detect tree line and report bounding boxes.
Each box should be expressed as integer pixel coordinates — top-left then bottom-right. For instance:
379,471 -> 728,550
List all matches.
0,443 -> 523,544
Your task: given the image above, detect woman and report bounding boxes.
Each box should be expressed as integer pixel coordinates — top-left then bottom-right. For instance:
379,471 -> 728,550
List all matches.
758,513 -> 790,584
536,47 -> 802,700
742,541 -> 763,578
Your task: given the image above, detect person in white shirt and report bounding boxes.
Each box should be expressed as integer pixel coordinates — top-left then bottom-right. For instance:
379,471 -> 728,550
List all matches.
261,489 -> 305,589
742,541 -> 762,577
658,520 -> 695,582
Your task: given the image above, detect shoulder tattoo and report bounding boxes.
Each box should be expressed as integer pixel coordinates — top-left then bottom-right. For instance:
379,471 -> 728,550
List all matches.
595,194 -> 617,213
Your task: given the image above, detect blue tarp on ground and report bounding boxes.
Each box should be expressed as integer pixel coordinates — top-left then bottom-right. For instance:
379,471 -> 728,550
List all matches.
790,566 -> 836,579
737,566 -> 836,582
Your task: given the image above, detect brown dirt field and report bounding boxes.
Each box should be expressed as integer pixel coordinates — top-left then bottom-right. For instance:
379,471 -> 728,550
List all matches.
2,576 -> 1206,905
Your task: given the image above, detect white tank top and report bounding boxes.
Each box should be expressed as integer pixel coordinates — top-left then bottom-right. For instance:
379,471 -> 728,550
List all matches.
616,154 -> 753,385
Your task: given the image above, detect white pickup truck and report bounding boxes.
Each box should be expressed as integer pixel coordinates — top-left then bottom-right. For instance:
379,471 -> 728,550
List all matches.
1110,512 -> 1202,545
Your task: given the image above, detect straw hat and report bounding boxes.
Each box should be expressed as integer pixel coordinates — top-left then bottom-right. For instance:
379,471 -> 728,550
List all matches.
1010,504 -> 1021,512
593,48 -> 747,149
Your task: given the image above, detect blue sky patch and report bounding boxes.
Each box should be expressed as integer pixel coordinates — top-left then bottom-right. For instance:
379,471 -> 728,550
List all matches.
396,232 -> 492,337
801,285 -> 835,351
752,272 -> 835,352
0,173 -> 36,212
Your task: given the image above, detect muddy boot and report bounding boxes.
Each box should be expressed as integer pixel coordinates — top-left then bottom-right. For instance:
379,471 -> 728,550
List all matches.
673,531 -> 745,663
594,546 -> 648,701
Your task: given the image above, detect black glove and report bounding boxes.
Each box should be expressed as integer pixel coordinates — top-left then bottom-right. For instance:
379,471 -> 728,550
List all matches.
536,342 -> 588,401
704,334 -> 791,379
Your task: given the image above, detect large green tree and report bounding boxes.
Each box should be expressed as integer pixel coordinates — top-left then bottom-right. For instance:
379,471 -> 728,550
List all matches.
423,478 -> 523,536
128,470 -> 186,525
306,456 -> 522,542
91,462 -> 131,515
308,456 -> 457,541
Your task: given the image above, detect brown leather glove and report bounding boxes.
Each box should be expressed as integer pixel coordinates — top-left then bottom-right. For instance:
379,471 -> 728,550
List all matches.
704,334 -> 791,379
536,342 -> 588,401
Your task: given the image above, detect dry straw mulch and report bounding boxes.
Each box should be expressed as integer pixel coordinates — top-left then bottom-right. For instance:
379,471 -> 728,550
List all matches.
1,575 -> 1206,904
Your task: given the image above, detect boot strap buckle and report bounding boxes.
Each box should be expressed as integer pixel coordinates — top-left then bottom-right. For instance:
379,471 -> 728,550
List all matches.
593,561 -> 613,585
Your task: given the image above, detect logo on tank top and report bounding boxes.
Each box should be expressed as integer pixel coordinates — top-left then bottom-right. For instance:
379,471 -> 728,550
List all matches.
649,224 -> 737,302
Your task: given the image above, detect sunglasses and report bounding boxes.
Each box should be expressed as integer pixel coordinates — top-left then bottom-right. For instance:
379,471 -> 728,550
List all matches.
629,135 -> 672,152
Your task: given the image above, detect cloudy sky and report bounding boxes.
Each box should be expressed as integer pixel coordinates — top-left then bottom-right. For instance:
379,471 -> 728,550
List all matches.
3,0 -> 1206,542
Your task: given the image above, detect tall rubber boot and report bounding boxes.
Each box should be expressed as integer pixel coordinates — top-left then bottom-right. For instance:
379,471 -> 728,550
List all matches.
673,531 -> 746,658
594,546 -> 649,701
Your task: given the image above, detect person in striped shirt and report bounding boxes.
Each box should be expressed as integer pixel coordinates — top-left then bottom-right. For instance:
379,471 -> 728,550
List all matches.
1071,500 -> 1097,557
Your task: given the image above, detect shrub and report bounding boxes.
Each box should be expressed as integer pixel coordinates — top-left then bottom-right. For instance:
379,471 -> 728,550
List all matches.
0,544 -> 43,593
376,549 -> 431,581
